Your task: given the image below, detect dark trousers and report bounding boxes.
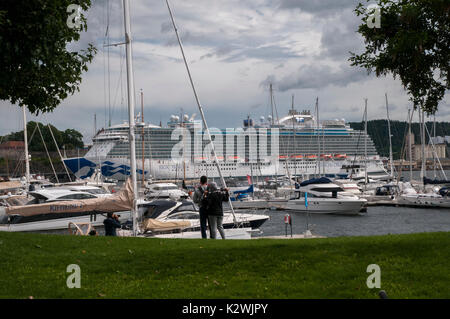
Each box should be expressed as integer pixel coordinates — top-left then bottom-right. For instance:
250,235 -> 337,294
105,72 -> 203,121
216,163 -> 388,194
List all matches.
199,206 -> 208,239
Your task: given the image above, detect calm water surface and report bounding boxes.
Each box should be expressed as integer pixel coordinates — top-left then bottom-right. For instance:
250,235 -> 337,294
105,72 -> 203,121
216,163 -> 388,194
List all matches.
252,206 -> 450,238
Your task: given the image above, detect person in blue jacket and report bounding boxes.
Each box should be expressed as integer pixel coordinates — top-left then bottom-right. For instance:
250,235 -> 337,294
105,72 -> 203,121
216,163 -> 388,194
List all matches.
103,213 -> 121,236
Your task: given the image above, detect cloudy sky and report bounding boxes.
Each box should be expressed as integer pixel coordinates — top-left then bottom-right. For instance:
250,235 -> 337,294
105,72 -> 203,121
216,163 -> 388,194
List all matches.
1,0 -> 449,143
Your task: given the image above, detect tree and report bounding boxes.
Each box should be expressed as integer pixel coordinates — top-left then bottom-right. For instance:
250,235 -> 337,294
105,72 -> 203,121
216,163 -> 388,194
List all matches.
62,128 -> 84,149
2,121 -> 84,151
0,0 -> 96,114
349,0 -> 449,114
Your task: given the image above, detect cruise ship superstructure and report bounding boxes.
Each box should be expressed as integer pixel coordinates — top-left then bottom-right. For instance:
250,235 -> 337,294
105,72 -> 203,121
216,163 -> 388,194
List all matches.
64,110 -> 388,181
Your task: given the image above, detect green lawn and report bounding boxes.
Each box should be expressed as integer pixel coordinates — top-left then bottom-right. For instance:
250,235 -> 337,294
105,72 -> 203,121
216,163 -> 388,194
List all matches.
0,231 -> 448,299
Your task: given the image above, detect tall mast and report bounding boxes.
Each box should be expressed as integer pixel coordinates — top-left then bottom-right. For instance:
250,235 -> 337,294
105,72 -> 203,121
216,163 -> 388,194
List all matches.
408,108 -> 412,182
270,83 -> 274,126
141,89 -> 145,187
433,113 -> 436,179
315,97 -> 320,176
22,106 -> 30,189
165,0 -> 236,221
385,93 -> 394,179
123,0 -> 138,236
420,109 -> 425,186
364,98 -> 368,187
292,94 -> 297,179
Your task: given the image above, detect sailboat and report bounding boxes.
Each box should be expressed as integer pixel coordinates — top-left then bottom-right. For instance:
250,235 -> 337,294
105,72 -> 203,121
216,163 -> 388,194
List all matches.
396,109 -> 450,209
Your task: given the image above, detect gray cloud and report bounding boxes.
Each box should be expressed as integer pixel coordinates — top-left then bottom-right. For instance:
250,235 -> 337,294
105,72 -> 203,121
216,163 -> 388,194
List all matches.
262,63 -> 370,91
278,0 -> 359,14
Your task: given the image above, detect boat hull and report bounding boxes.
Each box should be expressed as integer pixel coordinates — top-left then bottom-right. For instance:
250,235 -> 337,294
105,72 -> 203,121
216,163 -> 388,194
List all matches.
285,198 -> 366,215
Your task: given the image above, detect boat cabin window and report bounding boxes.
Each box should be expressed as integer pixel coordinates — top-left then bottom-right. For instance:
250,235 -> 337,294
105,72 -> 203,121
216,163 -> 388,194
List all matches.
170,201 -> 197,215
310,187 -> 343,193
143,201 -> 177,219
168,212 -> 199,220
58,193 -> 97,200
83,188 -> 108,195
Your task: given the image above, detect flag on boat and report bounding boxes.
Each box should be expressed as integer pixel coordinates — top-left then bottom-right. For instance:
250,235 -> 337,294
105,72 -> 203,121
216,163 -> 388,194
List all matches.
246,174 -> 252,185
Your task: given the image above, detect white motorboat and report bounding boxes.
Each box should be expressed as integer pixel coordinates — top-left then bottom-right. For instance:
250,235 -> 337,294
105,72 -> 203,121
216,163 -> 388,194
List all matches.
139,199 -> 270,231
286,177 -> 367,215
0,180 -> 136,232
144,182 -> 188,200
396,189 -> 450,208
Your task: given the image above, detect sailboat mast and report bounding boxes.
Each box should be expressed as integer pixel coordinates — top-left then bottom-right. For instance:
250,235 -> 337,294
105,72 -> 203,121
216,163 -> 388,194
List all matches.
364,98 -> 368,186
123,0 -> 138,236
433,114 -> 436,179
270,84 -> 274,126
141,89 -> 145,187
408,108 -> 413,182
292,94 -> 296,179
165,0 -> 237,221
22,106 -> 30,189
385,93 -> 394,179
315,97 -> 320,176
420,109 -> 425,186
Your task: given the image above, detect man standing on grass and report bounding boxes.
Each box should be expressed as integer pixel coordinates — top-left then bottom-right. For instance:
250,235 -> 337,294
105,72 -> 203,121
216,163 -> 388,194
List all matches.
193,175 -> 209,239
204,182 -> 228,240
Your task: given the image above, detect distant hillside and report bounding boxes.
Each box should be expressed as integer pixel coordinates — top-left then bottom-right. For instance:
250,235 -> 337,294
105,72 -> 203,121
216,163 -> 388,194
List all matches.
349,120 -> 450,159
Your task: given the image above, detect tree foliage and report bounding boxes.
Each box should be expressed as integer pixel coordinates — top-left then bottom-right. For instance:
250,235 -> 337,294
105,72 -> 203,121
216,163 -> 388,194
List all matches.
2,121 -> 84,151
0,0 -> 96,114
349,0 -> 449,114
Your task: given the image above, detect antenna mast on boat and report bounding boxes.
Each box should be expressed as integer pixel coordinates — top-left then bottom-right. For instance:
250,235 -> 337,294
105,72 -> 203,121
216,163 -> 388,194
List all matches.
385,93 -> 394,180
165,0 -> 237,222
22,106 -> 30,189
123,0 -> 138,236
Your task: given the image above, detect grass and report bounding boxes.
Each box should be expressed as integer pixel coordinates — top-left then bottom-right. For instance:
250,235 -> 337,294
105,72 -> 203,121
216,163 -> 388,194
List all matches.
0,231 -> 448,299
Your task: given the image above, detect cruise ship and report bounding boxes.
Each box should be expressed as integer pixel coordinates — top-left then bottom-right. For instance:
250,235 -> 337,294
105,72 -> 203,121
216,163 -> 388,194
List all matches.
63,109 -> 388,181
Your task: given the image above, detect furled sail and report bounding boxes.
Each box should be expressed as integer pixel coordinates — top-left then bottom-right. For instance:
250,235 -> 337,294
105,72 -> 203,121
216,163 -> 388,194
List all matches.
6,179 -> 134,217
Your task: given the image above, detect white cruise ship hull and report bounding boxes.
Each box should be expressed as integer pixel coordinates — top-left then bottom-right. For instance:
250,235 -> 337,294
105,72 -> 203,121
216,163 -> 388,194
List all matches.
64,156 -> 387,181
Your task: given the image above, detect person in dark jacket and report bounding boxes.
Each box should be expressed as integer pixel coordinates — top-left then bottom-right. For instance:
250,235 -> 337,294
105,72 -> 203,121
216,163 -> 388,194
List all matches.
192,175 -> 209,238
204,182 -> 229,239
103,213 -> 121,236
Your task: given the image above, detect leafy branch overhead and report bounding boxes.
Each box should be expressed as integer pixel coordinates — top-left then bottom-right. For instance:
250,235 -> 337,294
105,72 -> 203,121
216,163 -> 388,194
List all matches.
349,0 -> 449,114
0,0 -> 96,114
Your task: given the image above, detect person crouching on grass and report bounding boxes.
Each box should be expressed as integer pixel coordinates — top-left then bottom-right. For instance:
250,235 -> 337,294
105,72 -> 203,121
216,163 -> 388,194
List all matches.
204,182 -> 229,239
103,212 -> 121,236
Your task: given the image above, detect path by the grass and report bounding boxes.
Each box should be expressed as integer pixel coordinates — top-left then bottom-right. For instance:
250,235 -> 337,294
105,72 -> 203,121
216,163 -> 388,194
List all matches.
0,231 -> 448,298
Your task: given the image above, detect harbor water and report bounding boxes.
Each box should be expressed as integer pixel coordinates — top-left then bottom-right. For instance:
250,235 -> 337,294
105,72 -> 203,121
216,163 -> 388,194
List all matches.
251,170 -> 450,238
252,206 -> 450,238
